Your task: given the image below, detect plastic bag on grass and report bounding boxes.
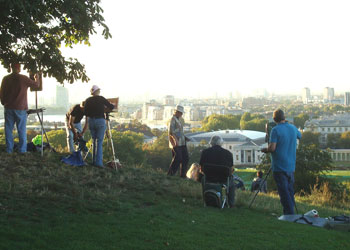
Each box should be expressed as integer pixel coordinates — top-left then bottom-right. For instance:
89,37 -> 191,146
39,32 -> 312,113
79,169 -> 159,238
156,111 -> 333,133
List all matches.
61,151 -> 85,167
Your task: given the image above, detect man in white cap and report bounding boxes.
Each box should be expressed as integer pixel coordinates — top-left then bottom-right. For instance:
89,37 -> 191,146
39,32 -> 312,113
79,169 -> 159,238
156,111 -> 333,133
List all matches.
84,85 -> 114,167
168,104 -> 189,177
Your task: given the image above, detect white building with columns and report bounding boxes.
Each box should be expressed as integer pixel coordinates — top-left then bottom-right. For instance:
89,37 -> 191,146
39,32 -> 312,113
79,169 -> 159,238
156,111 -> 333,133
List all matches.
186,130 -> 267,166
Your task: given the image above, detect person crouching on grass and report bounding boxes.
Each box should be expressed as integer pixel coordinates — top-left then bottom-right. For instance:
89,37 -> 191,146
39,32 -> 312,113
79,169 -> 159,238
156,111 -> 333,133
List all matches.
84,85 -> 114,168
65,101 -> 87,153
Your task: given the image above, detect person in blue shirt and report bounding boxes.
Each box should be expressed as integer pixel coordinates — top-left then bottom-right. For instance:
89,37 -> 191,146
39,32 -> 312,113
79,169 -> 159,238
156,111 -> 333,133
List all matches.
261,109 -> 302,215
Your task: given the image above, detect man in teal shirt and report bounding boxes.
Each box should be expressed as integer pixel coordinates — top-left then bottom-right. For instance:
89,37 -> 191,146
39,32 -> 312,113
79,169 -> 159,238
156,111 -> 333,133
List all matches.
262,109 -> 301,214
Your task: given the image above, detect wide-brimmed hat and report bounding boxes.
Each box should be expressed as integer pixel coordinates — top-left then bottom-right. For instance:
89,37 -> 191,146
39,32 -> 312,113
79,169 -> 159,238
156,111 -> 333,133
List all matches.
175,105 -> 184,113
90,85 -> 100,94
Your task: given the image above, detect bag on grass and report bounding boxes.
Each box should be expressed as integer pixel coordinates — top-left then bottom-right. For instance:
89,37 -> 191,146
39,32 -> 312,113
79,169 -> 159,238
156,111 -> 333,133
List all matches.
61,151 -> 85,167
327,215 -> 350,231
203,183 -> 222,208
279,214 -> 350,231
278,214 -> 329,228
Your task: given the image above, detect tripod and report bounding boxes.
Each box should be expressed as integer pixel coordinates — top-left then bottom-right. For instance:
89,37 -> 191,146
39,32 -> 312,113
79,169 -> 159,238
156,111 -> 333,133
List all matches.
105,112 -> 120,170
27,91 -> 53,156
248,166 -> 299,214
249,167 -> 271,208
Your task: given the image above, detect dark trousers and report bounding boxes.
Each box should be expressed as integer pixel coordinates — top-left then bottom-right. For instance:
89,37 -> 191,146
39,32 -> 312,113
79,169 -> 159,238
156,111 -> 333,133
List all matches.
168,146 -> 189,177
273,171 -> 295,215
228,176 -> 236,207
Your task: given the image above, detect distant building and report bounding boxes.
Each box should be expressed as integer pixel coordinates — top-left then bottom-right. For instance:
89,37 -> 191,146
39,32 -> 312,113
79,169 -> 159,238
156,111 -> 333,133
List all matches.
164,95 -> 175,106
147,106 -> 163,120
183,106 -> 201,121
302,87 -> 311,104
345,92 -> 350,106
329,149 -> 350,162
142,100 -> 158,120
323,87 -> 334,103
132,109 -> 142,120
163,106 -> 175,121
205,105 -> 225,117
304,113 -> 350,145
186,130 -> 267,166
56,85 -> 69,111
239,97 -> 270,108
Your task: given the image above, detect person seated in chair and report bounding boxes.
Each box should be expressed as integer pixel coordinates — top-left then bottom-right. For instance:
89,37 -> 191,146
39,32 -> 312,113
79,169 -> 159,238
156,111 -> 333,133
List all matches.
251,170 -> 267,193
199,135 -> 235,208
232,168 -> 245,191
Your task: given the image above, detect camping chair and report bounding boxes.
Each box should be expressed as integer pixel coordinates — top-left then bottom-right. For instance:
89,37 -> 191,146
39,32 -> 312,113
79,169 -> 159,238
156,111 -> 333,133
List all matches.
201,164 -> 231,209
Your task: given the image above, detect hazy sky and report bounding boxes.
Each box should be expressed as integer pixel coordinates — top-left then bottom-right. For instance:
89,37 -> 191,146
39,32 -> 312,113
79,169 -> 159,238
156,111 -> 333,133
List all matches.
2,0 -> 350,104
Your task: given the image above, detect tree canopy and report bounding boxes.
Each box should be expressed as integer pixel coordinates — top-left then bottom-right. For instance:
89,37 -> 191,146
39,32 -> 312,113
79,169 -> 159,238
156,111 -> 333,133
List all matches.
0,0 -> 111,83
200,114 -> 241,132
240,112 -> 267,132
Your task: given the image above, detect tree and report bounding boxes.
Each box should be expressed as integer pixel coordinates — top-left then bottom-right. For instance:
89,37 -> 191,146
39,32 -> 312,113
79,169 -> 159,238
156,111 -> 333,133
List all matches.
240,112 -> 267,132
0,0 -> 111,83
293,113 -> 309,129
106,130 -> 146,166
338,131 -> 350,149
240,118 -> 267,132
143,131 -> 171,171
258,144 -> 334,194
300,131 -> 320,147
200,114 -> 241,132
327,133 -> 341,149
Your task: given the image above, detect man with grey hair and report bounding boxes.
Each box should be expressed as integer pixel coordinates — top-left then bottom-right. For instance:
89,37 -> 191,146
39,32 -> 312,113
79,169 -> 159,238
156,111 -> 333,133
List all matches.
199,135 -> 236,207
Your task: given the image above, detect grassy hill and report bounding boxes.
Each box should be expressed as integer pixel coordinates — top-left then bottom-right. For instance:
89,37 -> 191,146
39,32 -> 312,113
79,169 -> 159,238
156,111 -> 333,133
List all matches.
0,151 -> 349,250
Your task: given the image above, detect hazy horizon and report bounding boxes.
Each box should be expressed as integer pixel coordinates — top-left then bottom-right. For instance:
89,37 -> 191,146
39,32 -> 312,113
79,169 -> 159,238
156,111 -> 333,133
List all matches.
2,0 -> 350,105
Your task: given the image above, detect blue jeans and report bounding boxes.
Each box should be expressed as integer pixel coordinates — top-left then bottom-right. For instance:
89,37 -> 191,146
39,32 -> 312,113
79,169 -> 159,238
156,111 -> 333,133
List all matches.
273,171 -> 295,215
4,109 -> 27,153
88,118 -> 106,167
66,122 -> 82,152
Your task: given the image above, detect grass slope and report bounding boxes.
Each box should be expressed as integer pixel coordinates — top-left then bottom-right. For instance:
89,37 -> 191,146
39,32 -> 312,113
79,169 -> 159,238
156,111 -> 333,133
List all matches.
0,151 -> 349,250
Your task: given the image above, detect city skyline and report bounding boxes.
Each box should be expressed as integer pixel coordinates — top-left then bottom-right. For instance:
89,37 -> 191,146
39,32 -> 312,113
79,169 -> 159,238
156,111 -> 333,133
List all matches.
27,84 -> 350,107
2,0 -> 350,103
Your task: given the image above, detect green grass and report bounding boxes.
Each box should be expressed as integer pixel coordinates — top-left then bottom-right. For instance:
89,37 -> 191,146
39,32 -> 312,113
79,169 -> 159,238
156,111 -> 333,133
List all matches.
1,152 -> 350,250
323,170 -> 350,183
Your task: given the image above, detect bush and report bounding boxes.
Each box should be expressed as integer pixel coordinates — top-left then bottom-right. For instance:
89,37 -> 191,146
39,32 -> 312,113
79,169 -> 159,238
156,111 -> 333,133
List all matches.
104,130 -> 146,166
143,132 -> 171,171
258,144 -> 335,195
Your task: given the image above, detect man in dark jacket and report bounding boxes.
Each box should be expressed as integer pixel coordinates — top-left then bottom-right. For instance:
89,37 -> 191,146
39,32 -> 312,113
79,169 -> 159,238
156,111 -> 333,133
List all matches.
199,135 -> 235,207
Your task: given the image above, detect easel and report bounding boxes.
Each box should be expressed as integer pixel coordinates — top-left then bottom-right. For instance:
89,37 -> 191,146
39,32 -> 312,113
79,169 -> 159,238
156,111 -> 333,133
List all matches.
105,112 -> 120,170
28,73 -> 53,156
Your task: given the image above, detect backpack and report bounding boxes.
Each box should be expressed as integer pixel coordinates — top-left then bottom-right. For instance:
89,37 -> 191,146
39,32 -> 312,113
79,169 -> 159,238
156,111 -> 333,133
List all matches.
203,183 -> 223,208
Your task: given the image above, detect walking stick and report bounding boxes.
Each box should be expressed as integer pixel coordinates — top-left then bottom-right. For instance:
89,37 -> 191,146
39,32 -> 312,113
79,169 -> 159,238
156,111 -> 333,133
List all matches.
249,167 -> 271,208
